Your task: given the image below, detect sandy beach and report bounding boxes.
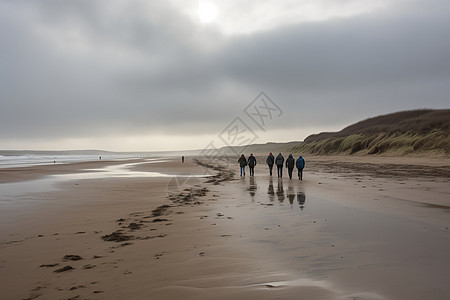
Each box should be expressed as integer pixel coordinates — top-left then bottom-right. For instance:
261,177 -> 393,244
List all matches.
1,156 -> 449,300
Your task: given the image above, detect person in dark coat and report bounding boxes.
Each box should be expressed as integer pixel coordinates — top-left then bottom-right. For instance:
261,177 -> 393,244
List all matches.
285,154 -> 295,180
275,153 -> 284,178
296,155 -> 306,180
248,153 -> 257,176
266,152 -> 275,176
238,154 -> 247,177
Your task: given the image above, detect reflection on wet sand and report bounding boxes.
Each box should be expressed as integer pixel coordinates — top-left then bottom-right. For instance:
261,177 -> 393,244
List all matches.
287,183 -> 295,206
248,176 -> 257,199
297,190 -> 306,210
268,178 -> 274,201
273,180 -> 306,211
277,179 -> 285,202
234,169 -> 450,299
244,176 -> 307,211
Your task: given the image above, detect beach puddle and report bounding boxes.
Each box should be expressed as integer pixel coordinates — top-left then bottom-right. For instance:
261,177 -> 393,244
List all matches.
51,159 -> 211,181
0,178 -> 59,200
52,161 -> 173,180
0,159 -> 209,200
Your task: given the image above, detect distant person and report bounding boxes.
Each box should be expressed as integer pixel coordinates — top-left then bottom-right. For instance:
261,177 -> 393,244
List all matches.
182,156 -> 185,163
275,153 -> 284,178
248,153 -> 257,176
266,152 -> 275,176
99,156 -> 102,160
238,154 -> 247,177
285,154 -> 295,180
296,155 -> 306,180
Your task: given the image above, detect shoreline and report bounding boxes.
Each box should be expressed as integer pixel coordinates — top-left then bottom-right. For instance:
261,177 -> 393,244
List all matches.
0,156 -> 449,299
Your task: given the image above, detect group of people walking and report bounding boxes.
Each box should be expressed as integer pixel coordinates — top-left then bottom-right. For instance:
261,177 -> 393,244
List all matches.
238,153 -> 305,180
238,153 -> 257,177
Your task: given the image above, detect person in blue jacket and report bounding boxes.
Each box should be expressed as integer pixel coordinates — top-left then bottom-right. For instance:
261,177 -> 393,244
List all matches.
296,155 -> 306,180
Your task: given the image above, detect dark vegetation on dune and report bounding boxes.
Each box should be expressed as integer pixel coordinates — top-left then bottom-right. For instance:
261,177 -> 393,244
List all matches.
292,109 -> 450,155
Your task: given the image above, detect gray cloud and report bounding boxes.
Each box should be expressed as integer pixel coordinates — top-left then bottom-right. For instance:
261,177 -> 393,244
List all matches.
0,0 -> 449,147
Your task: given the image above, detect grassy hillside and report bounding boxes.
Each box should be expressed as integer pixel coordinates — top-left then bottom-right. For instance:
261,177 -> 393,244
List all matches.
221,141 -> 302,156
291,109 -> 450,156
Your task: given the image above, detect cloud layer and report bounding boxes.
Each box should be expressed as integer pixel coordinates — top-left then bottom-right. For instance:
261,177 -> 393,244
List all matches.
1,0 -> 449,150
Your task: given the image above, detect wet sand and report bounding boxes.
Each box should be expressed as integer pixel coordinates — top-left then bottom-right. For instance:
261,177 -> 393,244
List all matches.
0,156 -> 449,299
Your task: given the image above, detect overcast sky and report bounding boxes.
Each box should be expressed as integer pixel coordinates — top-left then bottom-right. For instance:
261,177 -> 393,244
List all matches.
1,0 -> 449,151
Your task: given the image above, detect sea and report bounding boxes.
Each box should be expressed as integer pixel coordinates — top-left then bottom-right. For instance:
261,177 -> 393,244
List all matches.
0,154 -> 140,169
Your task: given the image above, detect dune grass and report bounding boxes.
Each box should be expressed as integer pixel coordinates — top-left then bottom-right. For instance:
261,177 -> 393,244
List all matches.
292,129 -> 449,156
292,109 -> 450,156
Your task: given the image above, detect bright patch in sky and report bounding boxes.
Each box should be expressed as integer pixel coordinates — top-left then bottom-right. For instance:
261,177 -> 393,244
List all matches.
197,2 -> 218,23
182,0 -> 386,35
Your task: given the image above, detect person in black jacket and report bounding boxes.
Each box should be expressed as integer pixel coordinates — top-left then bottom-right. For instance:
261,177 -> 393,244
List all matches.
266,152 -> 274,176
238,154 -> 247,177
275,153 -> 284,178
248,153 -> 257,176
285,154 -> 295,180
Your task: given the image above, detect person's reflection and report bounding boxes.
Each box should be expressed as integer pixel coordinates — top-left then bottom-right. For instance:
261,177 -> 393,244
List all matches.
287,183 -> 295,206
267,178 -> 275,202
297,190 -> 306,210
249,176 -> 257,200
276,179 -> 285,202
